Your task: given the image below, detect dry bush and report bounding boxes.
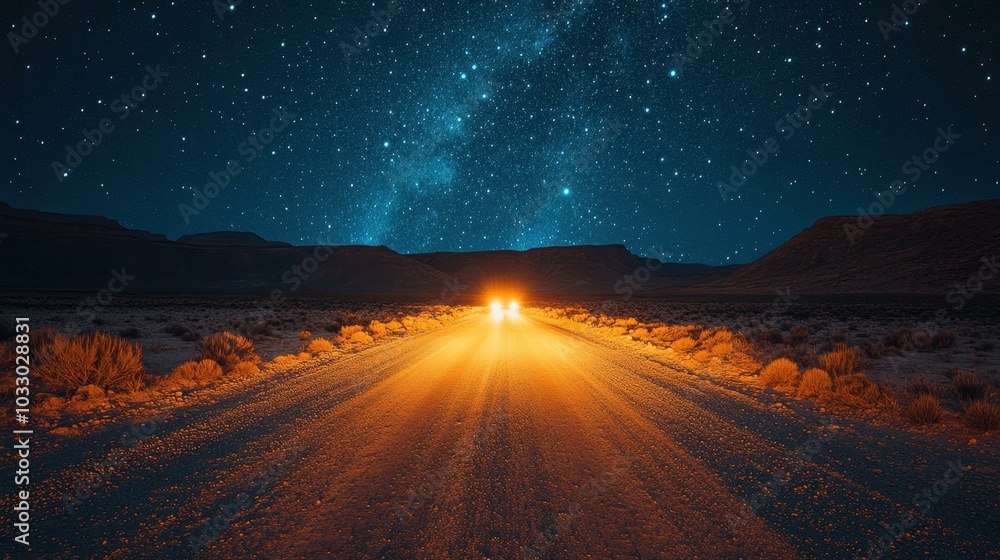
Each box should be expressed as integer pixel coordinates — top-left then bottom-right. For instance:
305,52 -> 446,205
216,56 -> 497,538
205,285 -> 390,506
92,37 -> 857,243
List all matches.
339,325 -> 364,339
694,350 -> 711,362
650,325 -> 688,343
306,338 -> 334,353
884,328 -> 913,349
904,377 -> 938,398
368,320 -> 388,337
196,332 -> 260,369
386,320 -> 404,331
166,359 -> 222,386
230,361 -> 260,377
571,313 -> 590,323
711,342 -> 733,356
862,340 -> 885,359
787,325 -> 810,345
964,401 -> 1000,431
760,358 -> 800,387
829,373 -> 896,412
351,331 -> 374,344
271,354 -> 300,368
905,394 -> 942,425
631,328 -> 651,341
297,352 -> 312,362
671,337 -> 697,352
934,329 -> 955,348
952,370 -> 986,401
37,332 -> 147,393
298,330 -> 313,341
798,368 -> 832,398
818,343 -> 860,377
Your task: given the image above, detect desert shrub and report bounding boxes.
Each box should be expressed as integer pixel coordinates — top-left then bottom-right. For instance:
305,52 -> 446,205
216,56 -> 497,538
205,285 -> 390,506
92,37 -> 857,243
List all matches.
631,328 -> 651,341
650,325 -> 688,342
368,320 -> 388,337
798,368 -> 832,397
230,361 -> 260,377
905,394 -> 942,425
165,324 -> 190,337
829,373 -> 896,411
818,343 -> 859,377
974,340 -> 995,352
711,342 -> 733,356
307,338 -> 334,353
339,325 -> 364,339
862,340 -> 884,359
671,337 -> 697,352
787,325 -> 810,345
196,332 -> 260,369
933,329 -> 955,349
299,330 -> 312,341
904,376 -> 938,398
37,332 -> 146,393
964,401 -> 1000,431
271,354 -> 300,368
952,370 -> 986,401
167,359 -> 223,385
386,320 -> 404,331
760,358 -> 800,387
350,331 -> 374,344
571,313 -> 589,323
694,350 -> 711,362
884,328 -> 913,350
323,321 -> 341,333
297,352 -> 312,362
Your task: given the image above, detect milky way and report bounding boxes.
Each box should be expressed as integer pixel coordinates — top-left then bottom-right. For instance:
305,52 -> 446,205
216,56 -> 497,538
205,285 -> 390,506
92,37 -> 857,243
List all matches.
1,0 -> 996,263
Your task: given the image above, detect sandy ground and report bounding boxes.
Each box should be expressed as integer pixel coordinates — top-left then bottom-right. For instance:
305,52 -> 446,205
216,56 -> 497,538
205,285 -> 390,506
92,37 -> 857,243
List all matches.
10,310 -> 999,559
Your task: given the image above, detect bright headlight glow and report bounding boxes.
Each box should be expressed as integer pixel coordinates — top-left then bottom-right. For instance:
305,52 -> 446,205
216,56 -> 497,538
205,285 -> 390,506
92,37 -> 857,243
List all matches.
509,301 -> 520,314
491,301 -> 504,317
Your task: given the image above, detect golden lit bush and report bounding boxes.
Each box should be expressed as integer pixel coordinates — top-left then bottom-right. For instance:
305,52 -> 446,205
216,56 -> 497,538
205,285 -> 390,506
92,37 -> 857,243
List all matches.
37,332 -> 147,393
631,328 -> 651,341
271,354 -> 300,368
298,330 -> 312,341
339,325 -> 364,339
351,330 -> 374,344
671,337 -> 697,352
386,320 -> 404,331
694,350 -> 711,362
760,358 -> 800,387
964,400 -> 1000,431
196,332 -> 260,369
166,359 -> 223,387
798,368 -> 832,398
711,342 -> 733,356
905,394 -> 942,425
650,325 -> 688,342
230,361 -> 260,377
306,338 -> 335,353
368,320 -> 388,337
297,352 -> 312,362
818,343 -> 860,377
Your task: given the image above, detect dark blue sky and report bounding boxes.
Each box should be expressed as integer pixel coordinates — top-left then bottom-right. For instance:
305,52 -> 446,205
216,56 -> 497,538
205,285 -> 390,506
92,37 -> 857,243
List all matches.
1,0 -> 996,264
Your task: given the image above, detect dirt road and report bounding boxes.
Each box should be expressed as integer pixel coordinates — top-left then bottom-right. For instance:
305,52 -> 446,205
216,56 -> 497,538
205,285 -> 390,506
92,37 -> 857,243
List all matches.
14,312 -> 999,559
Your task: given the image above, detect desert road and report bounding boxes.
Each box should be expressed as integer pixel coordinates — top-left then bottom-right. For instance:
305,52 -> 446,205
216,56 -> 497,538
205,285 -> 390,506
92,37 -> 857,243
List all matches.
14,311 -> 999,559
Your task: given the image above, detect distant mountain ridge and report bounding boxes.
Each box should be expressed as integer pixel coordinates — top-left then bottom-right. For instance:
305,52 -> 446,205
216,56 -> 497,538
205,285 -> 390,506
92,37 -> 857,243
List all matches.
0,200 -> 996,294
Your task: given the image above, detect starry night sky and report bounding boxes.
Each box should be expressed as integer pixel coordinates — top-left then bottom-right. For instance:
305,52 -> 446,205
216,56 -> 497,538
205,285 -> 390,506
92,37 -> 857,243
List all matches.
1,0 -> 996,264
